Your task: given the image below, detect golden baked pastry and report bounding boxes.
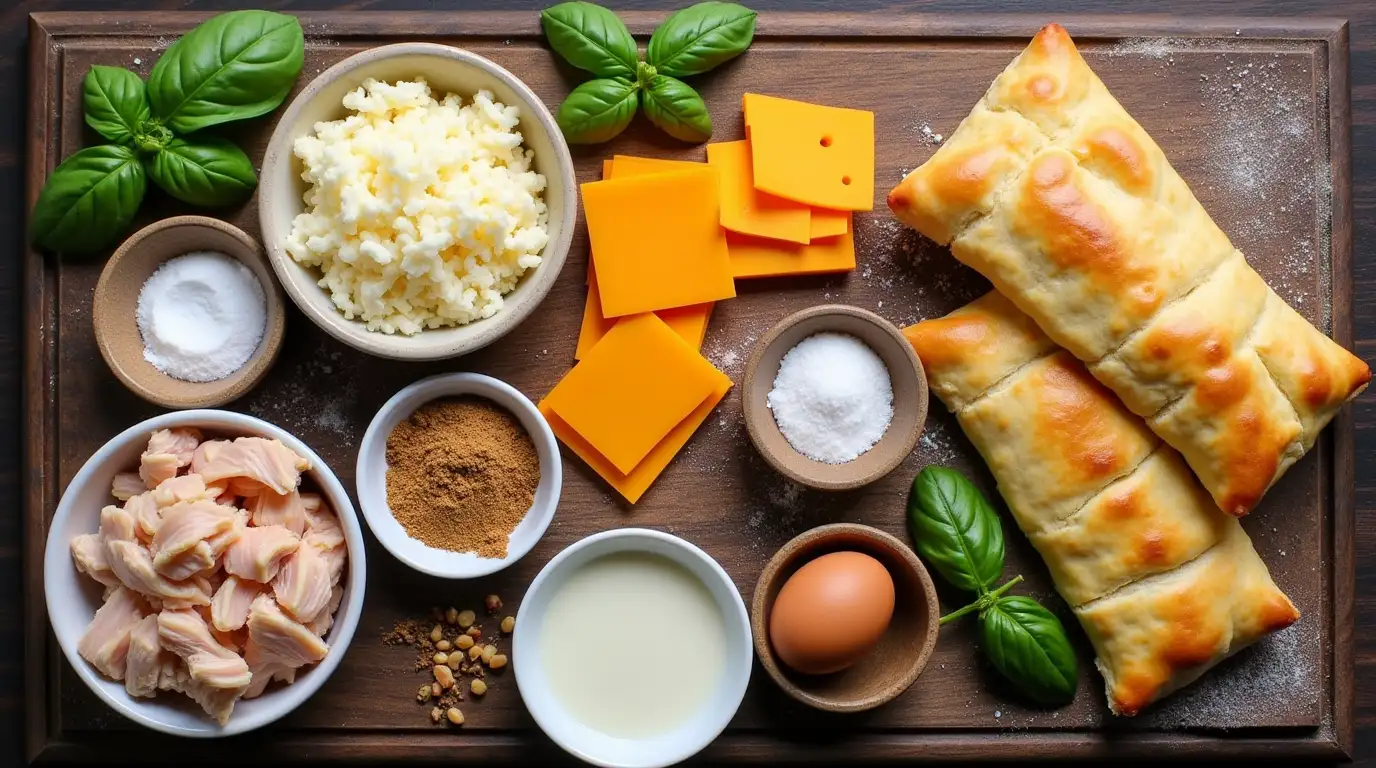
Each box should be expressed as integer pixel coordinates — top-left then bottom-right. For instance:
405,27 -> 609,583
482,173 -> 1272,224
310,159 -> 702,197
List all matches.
888,24 -> 1369,516
905,291 -> 1299,716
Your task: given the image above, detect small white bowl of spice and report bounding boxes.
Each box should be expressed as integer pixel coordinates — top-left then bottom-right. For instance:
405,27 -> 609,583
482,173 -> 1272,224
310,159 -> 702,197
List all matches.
356,372 -> 561,578
93,216 -> 287,409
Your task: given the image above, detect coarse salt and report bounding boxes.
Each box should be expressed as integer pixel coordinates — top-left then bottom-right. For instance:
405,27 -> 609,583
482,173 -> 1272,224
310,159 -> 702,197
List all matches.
135,251 -> 267,382
766,333 -> 893,463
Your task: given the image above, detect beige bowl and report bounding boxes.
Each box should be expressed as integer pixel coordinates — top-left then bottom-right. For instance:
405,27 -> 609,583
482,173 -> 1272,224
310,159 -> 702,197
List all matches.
742,305 -> 928,491
752,523 -> 940,713
92,216 -> 286,409
257,43 -> 576,360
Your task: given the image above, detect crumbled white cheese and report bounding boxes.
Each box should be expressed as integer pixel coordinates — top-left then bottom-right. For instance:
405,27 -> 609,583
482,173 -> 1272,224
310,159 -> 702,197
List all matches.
285,78 -> 549,335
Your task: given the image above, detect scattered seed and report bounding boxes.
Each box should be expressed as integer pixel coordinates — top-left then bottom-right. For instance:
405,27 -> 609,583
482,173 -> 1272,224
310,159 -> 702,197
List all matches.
471,679 -> 487,696
446,707 -> 465,725
436,640 -> 452,652
489,654 -> 508,670
457,610 -> 476,628
481,645 -> 497,664
468,645 -> 483,661
445,607 -> 459,625
485,594 -> 503,614
434,664 -> 455,689
457,635 -> 475,650
430,625 -> 443,643
500,616 -> 515,634
433,652 -> 448,665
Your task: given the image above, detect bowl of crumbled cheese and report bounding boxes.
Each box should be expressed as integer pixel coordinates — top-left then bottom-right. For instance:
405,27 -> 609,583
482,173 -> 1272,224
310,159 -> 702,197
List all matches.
258,43 -> 576,360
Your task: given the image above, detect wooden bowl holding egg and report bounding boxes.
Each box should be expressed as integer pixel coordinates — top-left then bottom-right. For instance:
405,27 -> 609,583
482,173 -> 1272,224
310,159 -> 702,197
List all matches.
751,523 -> 939,713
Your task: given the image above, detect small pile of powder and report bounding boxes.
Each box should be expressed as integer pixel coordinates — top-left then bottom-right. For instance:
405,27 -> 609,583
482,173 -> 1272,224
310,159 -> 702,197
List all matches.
135,251 -> 267,382
385,396 -> 540,558
766,333 -> 893,463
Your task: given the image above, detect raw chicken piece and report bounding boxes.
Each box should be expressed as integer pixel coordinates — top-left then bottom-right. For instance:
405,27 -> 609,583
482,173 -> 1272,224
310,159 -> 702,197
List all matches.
199,437 -> 309,496
155,656 -> 245,726
211,576 -> 264,632
223,525 -> 300,583
71,533 -> 120,587
138,454 -> 180,490
107,541 -> 211,606
111,472 -> 145,501
99,504 -> 136,544
310,537 -> 348,586
306,585 -> 344,637
77,587 -> 149,680
191,440 -> 221,474
214,490 -> 237,506
151,474 -> 212,508
157,609 -> 252,691
299,493 -> 323,514
203,508 -> 247,559
248,489 -> 308,535
147,427 -> 202,465
125,492 -> 160,544
303,503 -> 344,550
160,573 -> 215,610
272,542 -> 332,624
246,594 -> 328,668
150,500 -> 236,577
242,638 -> 299,700
124,614 -> 163,698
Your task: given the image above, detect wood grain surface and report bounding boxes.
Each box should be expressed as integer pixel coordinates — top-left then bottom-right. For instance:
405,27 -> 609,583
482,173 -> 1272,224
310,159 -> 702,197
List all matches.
3,1 -> 1375,766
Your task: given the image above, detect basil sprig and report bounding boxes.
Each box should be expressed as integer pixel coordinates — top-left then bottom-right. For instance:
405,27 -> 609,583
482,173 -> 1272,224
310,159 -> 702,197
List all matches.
908,467 -> 1078,706
541,1 -> 755,144
30,10 -> 304,255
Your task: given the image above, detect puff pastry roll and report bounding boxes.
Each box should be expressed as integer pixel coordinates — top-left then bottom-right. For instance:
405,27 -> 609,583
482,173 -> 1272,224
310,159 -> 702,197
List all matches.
905,291 -> 1299,716
888,24 -> 1369,516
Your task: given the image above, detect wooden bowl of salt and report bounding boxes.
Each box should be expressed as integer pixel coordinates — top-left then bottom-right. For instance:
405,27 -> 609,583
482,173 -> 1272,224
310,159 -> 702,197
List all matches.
93,216 -> 286,409
742,304 -> 927,491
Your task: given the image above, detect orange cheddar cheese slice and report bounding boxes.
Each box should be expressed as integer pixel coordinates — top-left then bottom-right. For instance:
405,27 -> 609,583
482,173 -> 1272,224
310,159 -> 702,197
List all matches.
706,140 -> 811,244
581,167 -> 736,317
575,264 -> 713,359
810,208 -> 851,239
540,374 -> 730,504
742,93 -> 874,211
544,313 -> 723,475
727,227 -> 856,280
601,159 -> 613,178
610,155 -> 701,177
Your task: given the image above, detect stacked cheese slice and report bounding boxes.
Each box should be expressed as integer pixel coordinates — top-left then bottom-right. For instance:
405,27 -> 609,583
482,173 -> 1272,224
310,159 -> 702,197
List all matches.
544,94 -> 876,503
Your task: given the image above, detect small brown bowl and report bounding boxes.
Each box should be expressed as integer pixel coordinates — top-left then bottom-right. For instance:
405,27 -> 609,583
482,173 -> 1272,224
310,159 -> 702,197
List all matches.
93,216 -> 286,409
751,523 -> 940,713
742,304 -> 928,491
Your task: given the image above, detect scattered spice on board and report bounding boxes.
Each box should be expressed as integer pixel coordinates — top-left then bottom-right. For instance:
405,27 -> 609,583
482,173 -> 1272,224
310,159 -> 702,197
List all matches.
385,396 -> 540,558
383,602 -> 517,727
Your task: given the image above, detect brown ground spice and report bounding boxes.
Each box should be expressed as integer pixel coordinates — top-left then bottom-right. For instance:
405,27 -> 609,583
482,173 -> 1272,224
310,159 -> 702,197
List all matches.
385,396 -> 539,558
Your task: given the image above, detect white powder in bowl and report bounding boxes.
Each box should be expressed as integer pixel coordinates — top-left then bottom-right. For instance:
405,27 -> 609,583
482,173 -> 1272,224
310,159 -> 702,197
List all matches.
135,251 -> 267,383
766,332 -> 894,463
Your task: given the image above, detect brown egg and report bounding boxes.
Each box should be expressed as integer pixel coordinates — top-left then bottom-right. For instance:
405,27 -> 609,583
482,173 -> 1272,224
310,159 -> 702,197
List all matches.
768,550 -> 895,675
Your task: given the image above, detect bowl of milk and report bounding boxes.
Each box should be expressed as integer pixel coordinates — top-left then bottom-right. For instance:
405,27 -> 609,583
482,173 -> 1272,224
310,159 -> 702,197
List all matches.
513,528 -> 752,767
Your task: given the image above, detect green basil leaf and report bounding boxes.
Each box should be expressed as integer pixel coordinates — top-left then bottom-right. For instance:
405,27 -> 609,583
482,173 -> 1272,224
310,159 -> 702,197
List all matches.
540,2 -> 639,79
980,596 -> 1078,705
30,145 -> 146,255
83,66 -> 150,146
147,10 -> 304,134
556,77 -> 638,145
907,466 -> 1005,594
647,1 -> 756,77
641,75 -> 711,143
146,137 -> 257,207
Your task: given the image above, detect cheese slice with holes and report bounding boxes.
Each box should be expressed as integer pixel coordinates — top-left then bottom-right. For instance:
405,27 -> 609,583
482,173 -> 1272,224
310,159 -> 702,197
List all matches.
743,93 -> 874,211
706,140 -> 811,243
582,168 -> 736,317
544,314 -> 723,475
727,226 -> 856,279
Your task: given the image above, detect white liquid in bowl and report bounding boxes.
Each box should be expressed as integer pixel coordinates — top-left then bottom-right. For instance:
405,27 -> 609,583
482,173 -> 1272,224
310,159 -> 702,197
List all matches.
538,552 -> 728,738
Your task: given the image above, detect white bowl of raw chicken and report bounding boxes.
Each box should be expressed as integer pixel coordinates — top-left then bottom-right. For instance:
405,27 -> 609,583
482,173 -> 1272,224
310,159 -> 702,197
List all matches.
43,410 -> 366,737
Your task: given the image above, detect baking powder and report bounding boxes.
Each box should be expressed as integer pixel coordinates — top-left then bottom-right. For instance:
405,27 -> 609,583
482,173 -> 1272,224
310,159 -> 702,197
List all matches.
766,332 -> 894,464
135,251 -> 267,383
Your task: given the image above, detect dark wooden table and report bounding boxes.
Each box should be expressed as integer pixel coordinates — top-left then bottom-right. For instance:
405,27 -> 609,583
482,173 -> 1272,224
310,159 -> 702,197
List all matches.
3,0 -> 1373,764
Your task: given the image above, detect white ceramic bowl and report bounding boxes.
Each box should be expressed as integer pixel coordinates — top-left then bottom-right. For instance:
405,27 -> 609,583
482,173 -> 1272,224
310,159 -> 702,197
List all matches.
43,410 -> 367,737
258,42 -> 577,360
356,372 -> 561,578
513,529 -> 752,768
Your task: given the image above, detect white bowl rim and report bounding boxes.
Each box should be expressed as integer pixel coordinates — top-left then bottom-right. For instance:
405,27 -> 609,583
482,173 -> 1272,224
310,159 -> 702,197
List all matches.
512,528 -> 753,768
355,372 -> 562,579
42,409 -> 367,738
257,41 -> 577,361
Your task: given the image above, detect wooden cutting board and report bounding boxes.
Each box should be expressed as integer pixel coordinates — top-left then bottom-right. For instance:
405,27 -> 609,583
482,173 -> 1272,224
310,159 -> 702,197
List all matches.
23,11 -> 1356,762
